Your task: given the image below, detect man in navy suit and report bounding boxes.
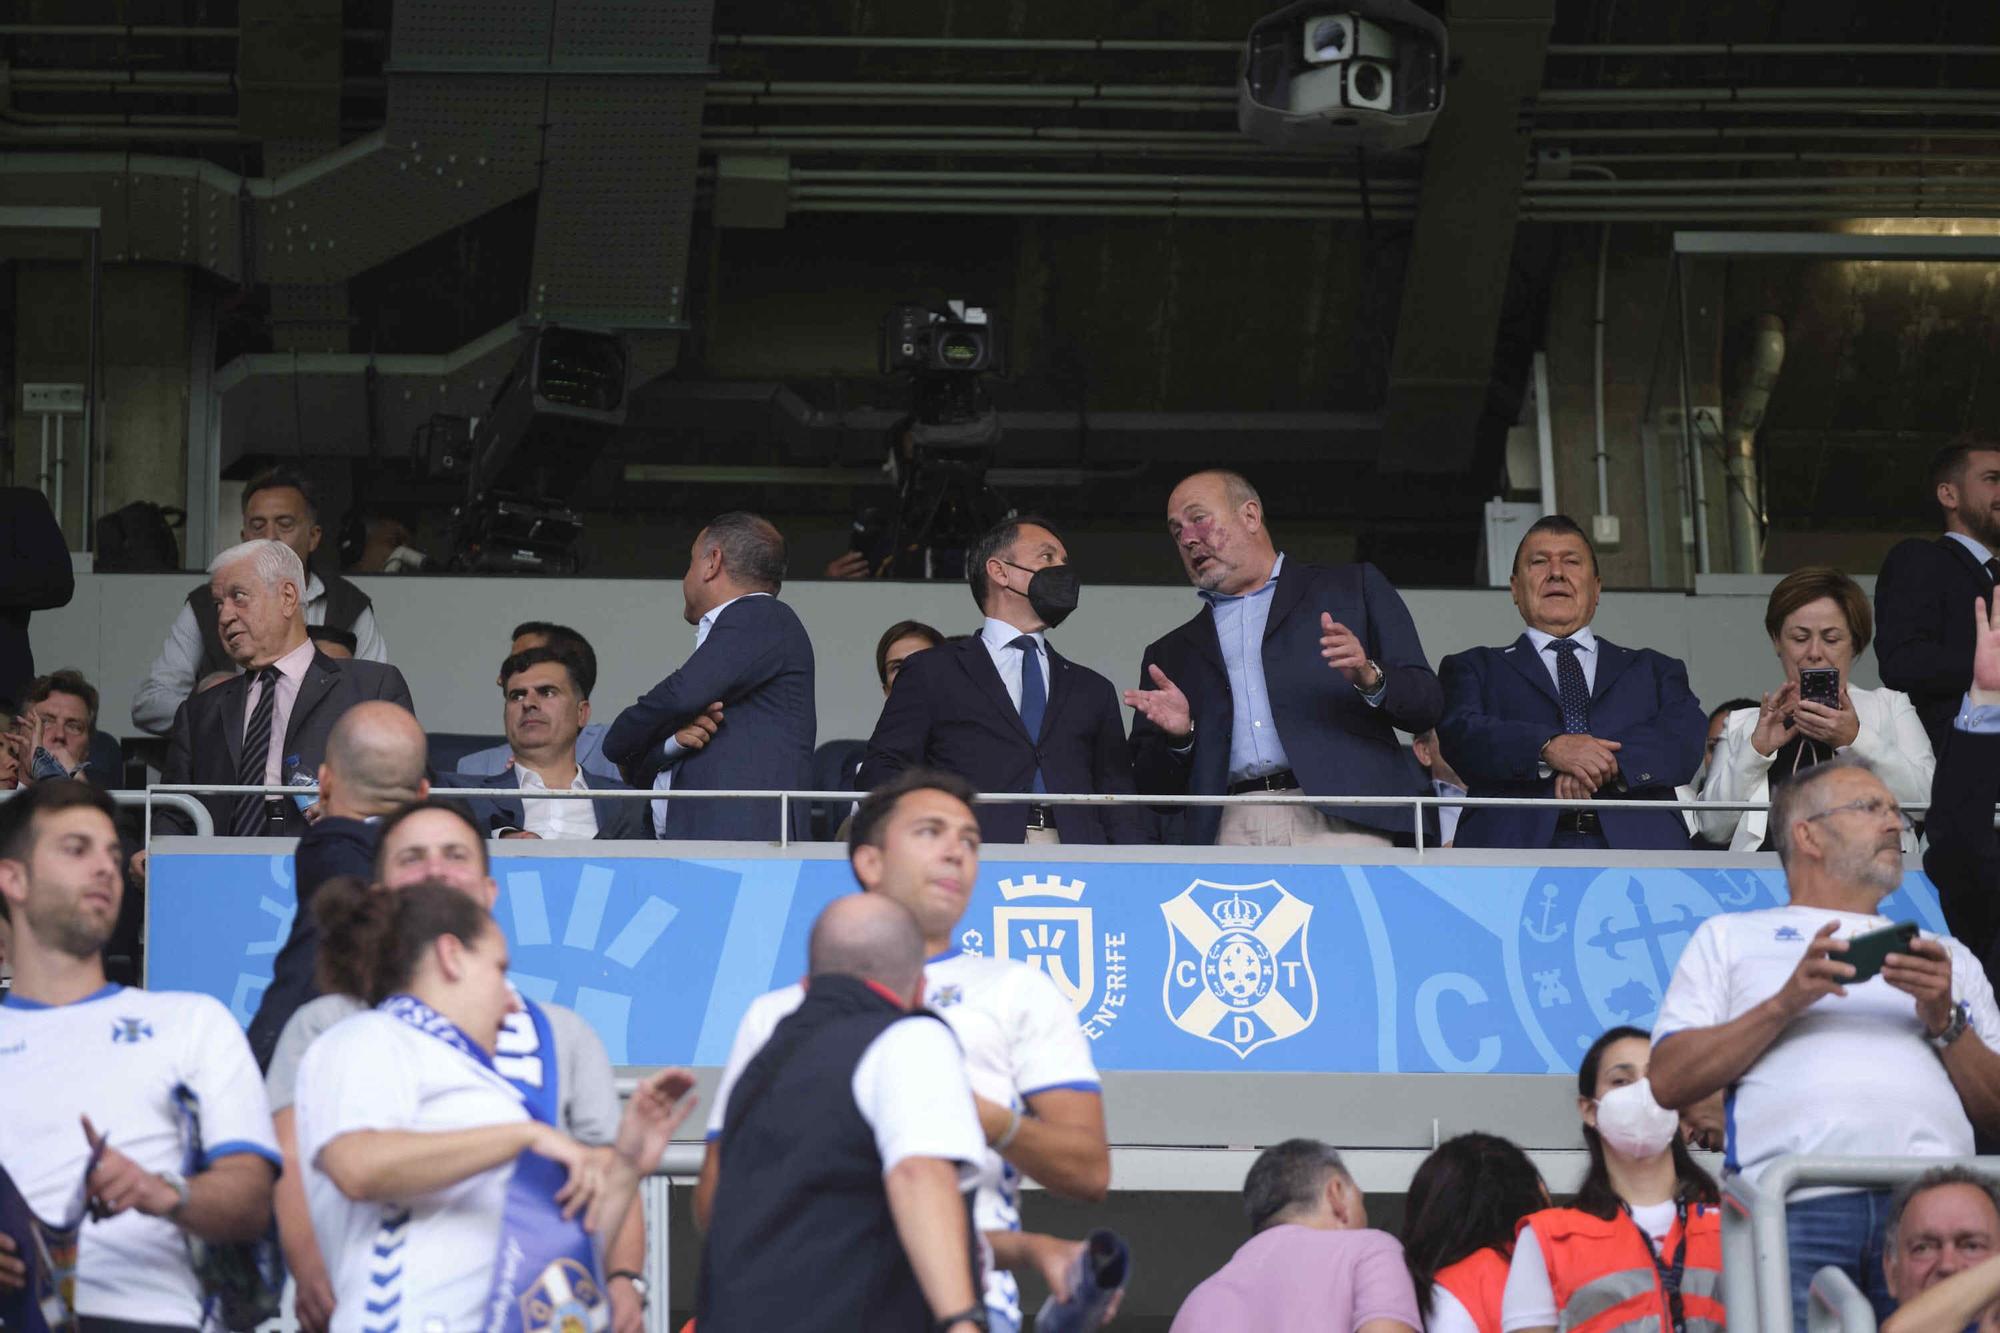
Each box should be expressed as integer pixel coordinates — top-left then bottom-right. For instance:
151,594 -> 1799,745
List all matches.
859,517 -> 1147,844
1125,470 -> 1442,846
604,512 -> 816,841
1438,514 -> 1705,850
1877,435 -> 2000,756
449,645 -> 650,840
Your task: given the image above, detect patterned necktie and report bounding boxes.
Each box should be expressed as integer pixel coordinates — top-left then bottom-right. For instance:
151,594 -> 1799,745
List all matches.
1549,639 -> 1591,735
233,667 -> 281,837
1010,635 -> 1048,794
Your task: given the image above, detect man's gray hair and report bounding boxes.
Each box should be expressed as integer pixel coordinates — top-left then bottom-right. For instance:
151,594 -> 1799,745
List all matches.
702,512 -> 786,593
208,538 -> 305,600
1242,1138 -> 1350,1234
1769,755 -> 1877,867
1886,1166 -> 2000,1253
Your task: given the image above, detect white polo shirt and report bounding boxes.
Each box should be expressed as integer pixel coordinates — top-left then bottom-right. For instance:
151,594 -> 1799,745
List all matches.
0,985 -> 281,1325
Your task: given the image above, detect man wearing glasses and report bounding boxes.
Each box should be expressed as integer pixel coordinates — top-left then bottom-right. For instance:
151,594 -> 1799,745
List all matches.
1647,758 -> 2000,1330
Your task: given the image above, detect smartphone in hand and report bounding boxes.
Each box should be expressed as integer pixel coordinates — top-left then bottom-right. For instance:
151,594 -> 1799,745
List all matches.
1843,921 -> 1920,985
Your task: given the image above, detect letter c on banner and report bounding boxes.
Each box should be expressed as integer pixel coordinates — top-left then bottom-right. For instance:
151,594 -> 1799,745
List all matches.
1174,959 -> 1197,989
1415,972 -> 1501,1073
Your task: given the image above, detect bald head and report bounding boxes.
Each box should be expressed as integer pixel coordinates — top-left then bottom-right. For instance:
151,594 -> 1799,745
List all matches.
321,703 -> 429,819
808,893 -> 925,1000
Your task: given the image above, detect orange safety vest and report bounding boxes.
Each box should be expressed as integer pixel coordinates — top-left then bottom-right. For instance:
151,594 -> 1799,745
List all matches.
1523,1203 -> 1726,1333
1435,1246 -> 1512,1333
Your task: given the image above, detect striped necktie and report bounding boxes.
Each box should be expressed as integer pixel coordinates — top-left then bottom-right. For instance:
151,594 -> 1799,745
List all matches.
233,667 -> 281,837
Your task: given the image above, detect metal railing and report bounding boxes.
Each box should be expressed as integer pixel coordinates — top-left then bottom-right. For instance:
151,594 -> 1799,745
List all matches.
1722,1154 -> 2000,1333
146,782 -> 1929,851
0,784 -> 213,836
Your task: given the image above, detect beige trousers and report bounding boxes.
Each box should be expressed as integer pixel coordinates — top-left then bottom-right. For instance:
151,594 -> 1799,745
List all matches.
1216,787 -> 1393,848
1023,826 -> 1062,846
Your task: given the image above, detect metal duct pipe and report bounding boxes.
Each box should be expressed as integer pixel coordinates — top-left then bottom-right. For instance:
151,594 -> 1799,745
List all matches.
717,34 -> 1241,53
1725,315 -> 1785,575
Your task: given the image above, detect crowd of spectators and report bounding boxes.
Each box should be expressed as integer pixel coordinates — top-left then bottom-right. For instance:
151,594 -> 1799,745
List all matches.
0,437 -> 1996,1330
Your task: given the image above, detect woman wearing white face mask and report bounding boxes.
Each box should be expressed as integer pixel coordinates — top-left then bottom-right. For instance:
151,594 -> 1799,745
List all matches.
1501,1026 -> 1724,1333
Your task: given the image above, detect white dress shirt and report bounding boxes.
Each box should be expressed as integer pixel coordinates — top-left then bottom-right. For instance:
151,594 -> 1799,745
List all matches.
977,617 -> 1050,712
516,763 -> 598,840
652,591 -> 773,835
1522,624 -> 1599,693
132,572 -> 389,736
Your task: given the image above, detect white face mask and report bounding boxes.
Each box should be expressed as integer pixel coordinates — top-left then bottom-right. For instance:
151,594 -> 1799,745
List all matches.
1594,1078 -> 1681,1159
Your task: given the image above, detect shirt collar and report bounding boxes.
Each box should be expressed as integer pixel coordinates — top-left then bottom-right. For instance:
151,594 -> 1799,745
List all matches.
1199,551 -> 1285,607
698,590 -> 772,633
270,635 -> 317,682
980,617 -> 1044,653
516,763 -> 587,793
1525,624 -> 1598,656
1433,777 -> 1466,799
2,982 -> 123,1010
303,572 -> 326,604
1947,531 -> 1996,565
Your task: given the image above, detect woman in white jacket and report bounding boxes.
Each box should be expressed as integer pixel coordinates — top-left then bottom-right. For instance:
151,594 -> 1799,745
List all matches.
1700,566 -> 1934,851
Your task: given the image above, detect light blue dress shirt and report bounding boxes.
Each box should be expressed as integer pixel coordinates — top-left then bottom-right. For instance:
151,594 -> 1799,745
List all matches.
1958,692 -> 2000,735
1201,554 -> 1293,784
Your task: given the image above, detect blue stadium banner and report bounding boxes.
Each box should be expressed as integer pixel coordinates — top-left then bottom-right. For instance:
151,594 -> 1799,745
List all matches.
147,853 -> 1945,1075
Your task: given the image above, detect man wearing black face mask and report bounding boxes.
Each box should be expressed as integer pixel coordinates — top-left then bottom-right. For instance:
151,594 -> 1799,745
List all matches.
859,516 -> 1150,844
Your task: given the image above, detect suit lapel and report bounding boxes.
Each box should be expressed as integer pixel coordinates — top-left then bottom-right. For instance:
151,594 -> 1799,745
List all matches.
1938,535 -> 1997,589
284,652 -> 340,751
220,676 -> 249,770
1184,606 -> 1224,679
1040,644 -> 1075,744
960,638 -> 1033,744
1261,563 -> 1307,643
1499,634 -> 1561,709
1589,638 -> 1636,703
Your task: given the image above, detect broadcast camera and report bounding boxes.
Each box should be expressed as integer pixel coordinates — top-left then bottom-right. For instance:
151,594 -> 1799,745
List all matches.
1238,0 -> 1447,151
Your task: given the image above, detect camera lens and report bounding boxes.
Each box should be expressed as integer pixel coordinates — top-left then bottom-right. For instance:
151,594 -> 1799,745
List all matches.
1309,19 -> 1347,58
938,331 -> 984,368
1350,62 -> 1386,102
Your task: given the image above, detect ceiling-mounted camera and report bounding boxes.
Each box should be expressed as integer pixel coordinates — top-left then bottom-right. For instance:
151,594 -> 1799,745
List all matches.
1239,0 -> 1447,151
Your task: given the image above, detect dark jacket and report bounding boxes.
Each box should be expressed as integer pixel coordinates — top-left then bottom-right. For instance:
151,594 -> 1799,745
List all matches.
158,648 -> 415,836
1924,722 -> 2000,984
245,815 -> 378,1068
444,765 -> 653,840
603,594 -> 816,842
1129,560 -> 1443,842
1438,633 -> 1706,850
1876,536 -> 1997,756
858,633 -> 1150,845
699,975 -> 975,1333
0,487 -> 75,711
185,575 -> 372,682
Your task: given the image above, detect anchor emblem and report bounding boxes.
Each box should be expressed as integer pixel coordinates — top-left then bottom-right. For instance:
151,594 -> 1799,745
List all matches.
1715,872 -> 1759,908
1523,883 -> 1567,943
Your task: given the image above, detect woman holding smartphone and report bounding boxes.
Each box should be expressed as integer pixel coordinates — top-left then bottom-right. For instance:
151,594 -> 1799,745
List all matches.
1501,1026 -> 1723,1333
1701,566 -> 1933,851
294,879 -> 694,1330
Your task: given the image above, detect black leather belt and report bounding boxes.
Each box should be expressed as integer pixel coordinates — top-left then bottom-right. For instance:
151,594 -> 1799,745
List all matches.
1024,803 -> 1057,830
1555,809 -> 1602,834
1227,769 -> 1300,796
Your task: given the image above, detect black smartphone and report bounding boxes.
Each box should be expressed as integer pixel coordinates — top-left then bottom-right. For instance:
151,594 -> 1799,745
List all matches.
1799,668 -> 1841,708
1844,921 -> 1919,985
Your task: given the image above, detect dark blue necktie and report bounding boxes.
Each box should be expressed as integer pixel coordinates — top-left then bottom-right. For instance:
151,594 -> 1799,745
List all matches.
1549,639 -> 1591,735
1011,634 -> 1048,794
233,666 -> 281,836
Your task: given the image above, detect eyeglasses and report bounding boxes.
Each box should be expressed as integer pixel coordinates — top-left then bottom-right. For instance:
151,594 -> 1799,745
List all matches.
1806,796 -> 1915,836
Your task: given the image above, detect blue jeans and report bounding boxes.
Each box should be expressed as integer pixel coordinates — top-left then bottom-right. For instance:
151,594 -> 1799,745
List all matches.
1787,1190 -> 1897,1330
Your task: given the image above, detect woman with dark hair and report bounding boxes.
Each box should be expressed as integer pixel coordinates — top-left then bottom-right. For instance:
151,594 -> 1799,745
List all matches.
293,878 -> 695,1329
1501,1026 -> 1724,1333
1701,565 -> 1932,851
1402,1133 -> 1548,1333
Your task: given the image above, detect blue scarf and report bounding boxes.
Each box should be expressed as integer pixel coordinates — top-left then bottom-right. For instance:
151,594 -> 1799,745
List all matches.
378,994 -> 608,1332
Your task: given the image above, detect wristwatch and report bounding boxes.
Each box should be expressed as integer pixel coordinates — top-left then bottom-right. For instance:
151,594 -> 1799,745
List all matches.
1931,1001 -> 1971,1052
158,1169 -> 190,1218
1358,659 -> 1385,692
934,1309 -> 989,1332
606,1270 -> 649,1306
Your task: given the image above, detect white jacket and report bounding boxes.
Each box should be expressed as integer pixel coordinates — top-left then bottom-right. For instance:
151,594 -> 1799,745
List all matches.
1698,685 -> 1934,851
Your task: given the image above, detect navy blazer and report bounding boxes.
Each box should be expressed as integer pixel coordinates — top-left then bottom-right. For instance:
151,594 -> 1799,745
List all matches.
857,633 -> 1150,845
1924,725 -> 2000,984
444,766 -> 653,841
602,594 -> 816,841
1130,561 -> 1443,843
245,815 -> 377,1068
1438,633 -> 1705,850
1876,536 -> 1997,756
159,649 -> 415,836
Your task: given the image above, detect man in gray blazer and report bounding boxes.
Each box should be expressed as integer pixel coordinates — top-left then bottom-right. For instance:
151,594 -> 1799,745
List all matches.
604,512 -> 817,841
159,539 -> 413,837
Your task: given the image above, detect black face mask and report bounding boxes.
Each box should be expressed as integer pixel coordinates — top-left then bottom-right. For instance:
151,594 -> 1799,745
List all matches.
1004,560 -> 1081,628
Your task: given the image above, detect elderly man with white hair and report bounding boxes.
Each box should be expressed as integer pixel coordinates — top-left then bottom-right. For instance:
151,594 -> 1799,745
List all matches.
157,539 -> 414,838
